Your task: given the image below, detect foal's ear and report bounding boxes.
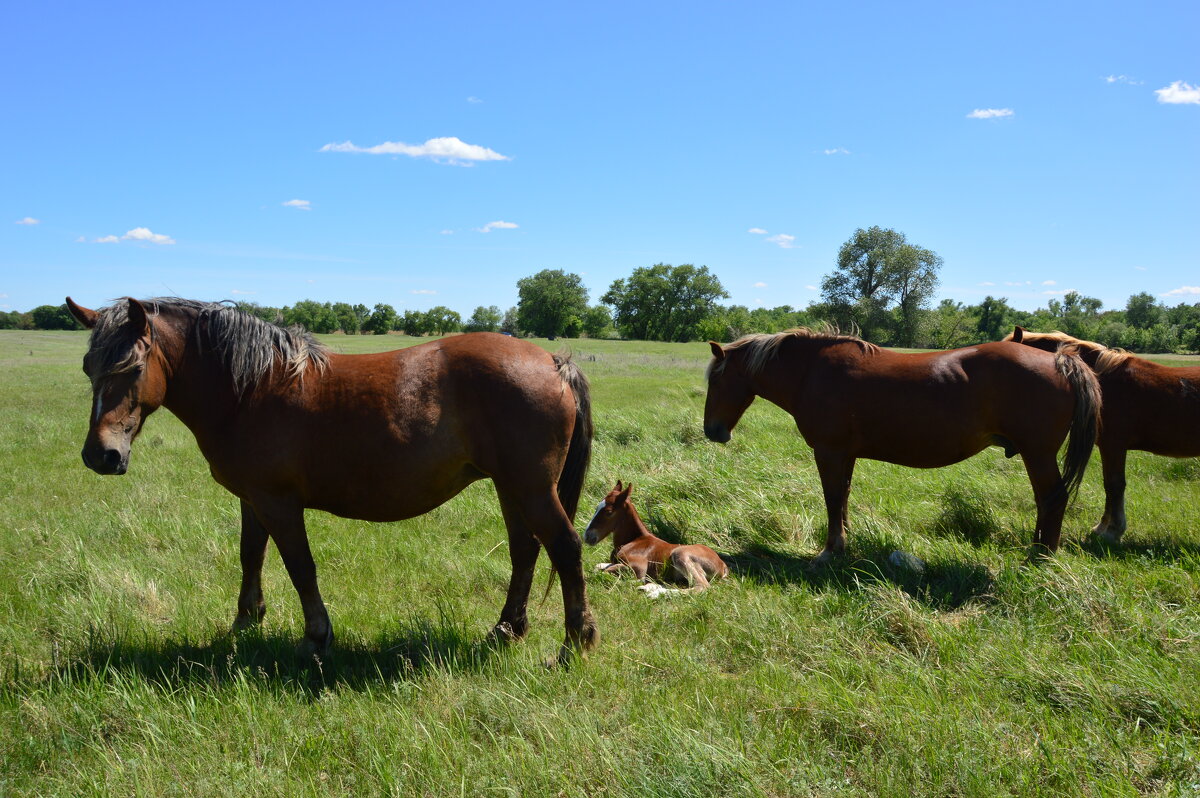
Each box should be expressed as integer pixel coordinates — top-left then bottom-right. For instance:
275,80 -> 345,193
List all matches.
1011,325 -> 1026,343
614,480 -> 623,492
617,482 -> 632,504
65,297 -> 98,329
708,341 -> 725,360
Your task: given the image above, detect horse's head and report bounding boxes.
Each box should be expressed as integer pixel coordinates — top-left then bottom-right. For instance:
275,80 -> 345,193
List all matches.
583,480 -> 633,546
67,297 -> 168,475
703,341 -> 754,443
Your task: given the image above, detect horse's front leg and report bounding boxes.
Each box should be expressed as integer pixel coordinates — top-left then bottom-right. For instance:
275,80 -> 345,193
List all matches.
813,449 -> 855,565
232,500 -> 269,632
492,496 -> 541,642
252,500 -> 333,656
1092,446 -> 1128,544
1024,452 -> 1067,554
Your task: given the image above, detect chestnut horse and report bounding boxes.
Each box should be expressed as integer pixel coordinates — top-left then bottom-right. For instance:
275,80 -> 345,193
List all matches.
703,329 -> 1102,561
1006,326 -> 1200,543
583,481 -> 729,597
66,296 -> 597,663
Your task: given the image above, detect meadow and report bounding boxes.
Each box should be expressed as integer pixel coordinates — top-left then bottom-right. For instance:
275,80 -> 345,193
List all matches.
1,329 -> 1198,797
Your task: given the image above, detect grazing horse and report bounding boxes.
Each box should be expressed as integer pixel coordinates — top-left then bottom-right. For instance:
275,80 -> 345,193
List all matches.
1006,326 -> 1200,543
65,296 -> 597,663
703,329 -> 1102,561
583,481 -> 729,596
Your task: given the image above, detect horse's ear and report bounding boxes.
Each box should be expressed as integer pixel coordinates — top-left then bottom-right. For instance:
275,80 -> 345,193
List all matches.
614,479 -> 623,492
617,482 -> 632,504
65,297 -> 98,329
126,298 -> 151,337
1012,325 -> 1026,343
709,341 -> 725,360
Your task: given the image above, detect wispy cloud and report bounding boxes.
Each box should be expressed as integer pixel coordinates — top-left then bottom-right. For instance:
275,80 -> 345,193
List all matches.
282,199 -> 312,211
1162,285 -> 1200,297
980,281 -> 996,286
1134,265 -> 1147,271
467,96 -> 483,104
823,147 -> 850,155
122,227 -> 175,245
967,108 -> 1014,119
747,227 -> 768,235
805,285 -> 818,291
477,220 -> 518,233
766,233 -> 797,249
1155,81 -> 1200,105
753,281 -> 767,288
95,235 -> 119,244
1042,280 -> 1057,286
439,229 -> 455,235
14,217 -> 39,225
1043,288 -> 1078,296
411,289 -> 437,295
320,136 -> 510,164
1103,74 -> 1143,85
230,289 -> 256,295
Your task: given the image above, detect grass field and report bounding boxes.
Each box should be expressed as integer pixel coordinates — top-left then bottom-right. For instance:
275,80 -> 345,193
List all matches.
1,329 -> 1198,797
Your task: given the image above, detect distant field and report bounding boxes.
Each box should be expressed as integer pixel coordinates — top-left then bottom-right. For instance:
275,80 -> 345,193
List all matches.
1,329 -> 1198,797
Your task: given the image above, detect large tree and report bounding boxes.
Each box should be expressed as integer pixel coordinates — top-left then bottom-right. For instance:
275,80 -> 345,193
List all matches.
463,305 -> 502,333
602,263 -> 728,342
516,269 -> 589,338
821,226 -> 942,344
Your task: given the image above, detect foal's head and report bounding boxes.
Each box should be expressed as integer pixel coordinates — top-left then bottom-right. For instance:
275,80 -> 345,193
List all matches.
67,297 -> 169,475
583,481 -> 636,546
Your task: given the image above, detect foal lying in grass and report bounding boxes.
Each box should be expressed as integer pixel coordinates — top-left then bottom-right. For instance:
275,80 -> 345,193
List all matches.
583,481 -> 728,597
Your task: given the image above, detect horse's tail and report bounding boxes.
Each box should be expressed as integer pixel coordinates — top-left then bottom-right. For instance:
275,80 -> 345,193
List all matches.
1054,343 -> 1102,503
540,353 -> 593,606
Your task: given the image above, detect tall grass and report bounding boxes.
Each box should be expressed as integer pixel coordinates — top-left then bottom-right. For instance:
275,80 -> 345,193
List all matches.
1,330 -> 1198,796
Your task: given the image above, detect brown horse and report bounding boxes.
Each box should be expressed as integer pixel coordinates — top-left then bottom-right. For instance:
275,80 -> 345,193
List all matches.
65,296 -> 598,663
1006,326 -> 1200,543
703,329 -> 1102,561
583,481 -> 729,596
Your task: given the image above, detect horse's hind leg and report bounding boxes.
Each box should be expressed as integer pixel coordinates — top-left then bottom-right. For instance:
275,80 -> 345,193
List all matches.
1024,453 -> 1068,553
232,500 -> 269,632
813,450 -> 856,565
492,496 -> 541,641
1093,446 -> 1128,544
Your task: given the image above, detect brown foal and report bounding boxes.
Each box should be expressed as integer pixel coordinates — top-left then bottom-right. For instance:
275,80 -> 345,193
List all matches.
583,481 -> 729,597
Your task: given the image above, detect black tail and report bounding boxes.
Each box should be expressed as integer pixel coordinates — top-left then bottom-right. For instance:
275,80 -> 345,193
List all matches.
1054,344 -> 1102,504
541,354 -> 593,605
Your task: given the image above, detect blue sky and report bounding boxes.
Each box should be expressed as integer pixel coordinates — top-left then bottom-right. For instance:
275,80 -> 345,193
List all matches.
3,0 -> 1197,316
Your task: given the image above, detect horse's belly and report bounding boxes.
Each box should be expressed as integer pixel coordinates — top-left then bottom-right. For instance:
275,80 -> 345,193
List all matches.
307,466 -> 483,522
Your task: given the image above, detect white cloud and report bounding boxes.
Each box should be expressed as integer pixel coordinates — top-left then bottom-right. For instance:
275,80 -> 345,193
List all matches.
805,285 -> 818,291
95,235 -> 120,243
747,227 -> 768,235
122,227 -> 175,245
1155,81 -> 1200,105
477,220 -> 518,233
1042,280 -> 1057,286
467,96 -> 483,104
439,229 -> 455,235
766,233 -> 797,249
1042,288 -> 1078,296
320,136 -> 510,164
1104,74 -> 1143,85
1162,285 -> 1200,297
282,199 -> 311,211
411,289 -> 437,295
823,147 -> 850,155
1004,280 -> 1032,287
967,108 -> 1014,119
15,217 -> 39,225
230,289 -> 256,295
980,281 -> 996,286
753,281 -> 767,288
1134,265 -> 1147,271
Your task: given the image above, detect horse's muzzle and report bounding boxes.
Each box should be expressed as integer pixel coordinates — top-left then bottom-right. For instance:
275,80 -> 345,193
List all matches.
583,529 -> 598,546
82,446 -> 128,475
703,424 -> 731,444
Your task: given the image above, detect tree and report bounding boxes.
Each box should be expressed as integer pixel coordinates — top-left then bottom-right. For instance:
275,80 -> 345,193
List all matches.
975,295 -> 1015,342
1055,291 -> 1103,339
283,300 -> 338,333
363,303 -> 397,335
1124,292 -> 1162,330
30,304 -> 82,330
400,309 -> 432,336
516,269 -> 589,338
331,302 -> 360,335
820,226 -> 942,344
602,263 -> 728,342
424,306 -> 462,335
581,305 -> 613,338
500,306 -> 520,336
463,305 -> 502,333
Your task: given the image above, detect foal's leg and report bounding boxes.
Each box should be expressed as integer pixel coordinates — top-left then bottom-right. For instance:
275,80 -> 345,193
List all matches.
492,496 -> 540,641
1093,446 -> 1128,544
232,500 -> 269,632
253,501 -> 333,656
813,449 -> 856,565
1024,452 -> 1068,553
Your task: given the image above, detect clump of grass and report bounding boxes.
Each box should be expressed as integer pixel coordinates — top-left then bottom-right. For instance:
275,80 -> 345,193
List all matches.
934,483 -> 1002,546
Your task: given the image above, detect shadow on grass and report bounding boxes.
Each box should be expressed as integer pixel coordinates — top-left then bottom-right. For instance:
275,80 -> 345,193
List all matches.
724,540 -> 995,611
48,615 -> 509,694
1076,534 -> 1200,565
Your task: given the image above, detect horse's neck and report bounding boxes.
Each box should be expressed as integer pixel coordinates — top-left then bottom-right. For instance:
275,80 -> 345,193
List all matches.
746,342 -> 807,407
156,319 -> 241,428
613,506 -> 655,549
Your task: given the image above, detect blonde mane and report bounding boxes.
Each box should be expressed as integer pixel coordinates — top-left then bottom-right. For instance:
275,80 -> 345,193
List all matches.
707,326 -> 878,378
1004,329 -> 1135,375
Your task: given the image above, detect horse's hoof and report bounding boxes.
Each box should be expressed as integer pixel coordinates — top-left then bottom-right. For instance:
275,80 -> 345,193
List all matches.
488,621 -> 526,644
231,613 -> 264,634
296,627 -> 334,659
595,562 -> 613,572
809,550 -> 842,569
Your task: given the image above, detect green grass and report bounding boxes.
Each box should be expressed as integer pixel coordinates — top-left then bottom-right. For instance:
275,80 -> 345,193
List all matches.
2,330 -> 1199,796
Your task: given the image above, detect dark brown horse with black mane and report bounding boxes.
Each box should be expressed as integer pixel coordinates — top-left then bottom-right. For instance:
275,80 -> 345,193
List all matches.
66,296 -> 597,663
1006,326 -> 1200,543
704,329 -> 1102,560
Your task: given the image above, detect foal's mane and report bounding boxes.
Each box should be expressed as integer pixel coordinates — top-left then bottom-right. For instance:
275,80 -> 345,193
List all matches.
88,297 -> 330,396
708,326 -> 878,378
1004,329 -> 1134,375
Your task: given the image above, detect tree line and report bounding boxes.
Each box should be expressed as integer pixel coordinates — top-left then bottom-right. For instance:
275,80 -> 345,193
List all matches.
7,226 -> 1199,353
